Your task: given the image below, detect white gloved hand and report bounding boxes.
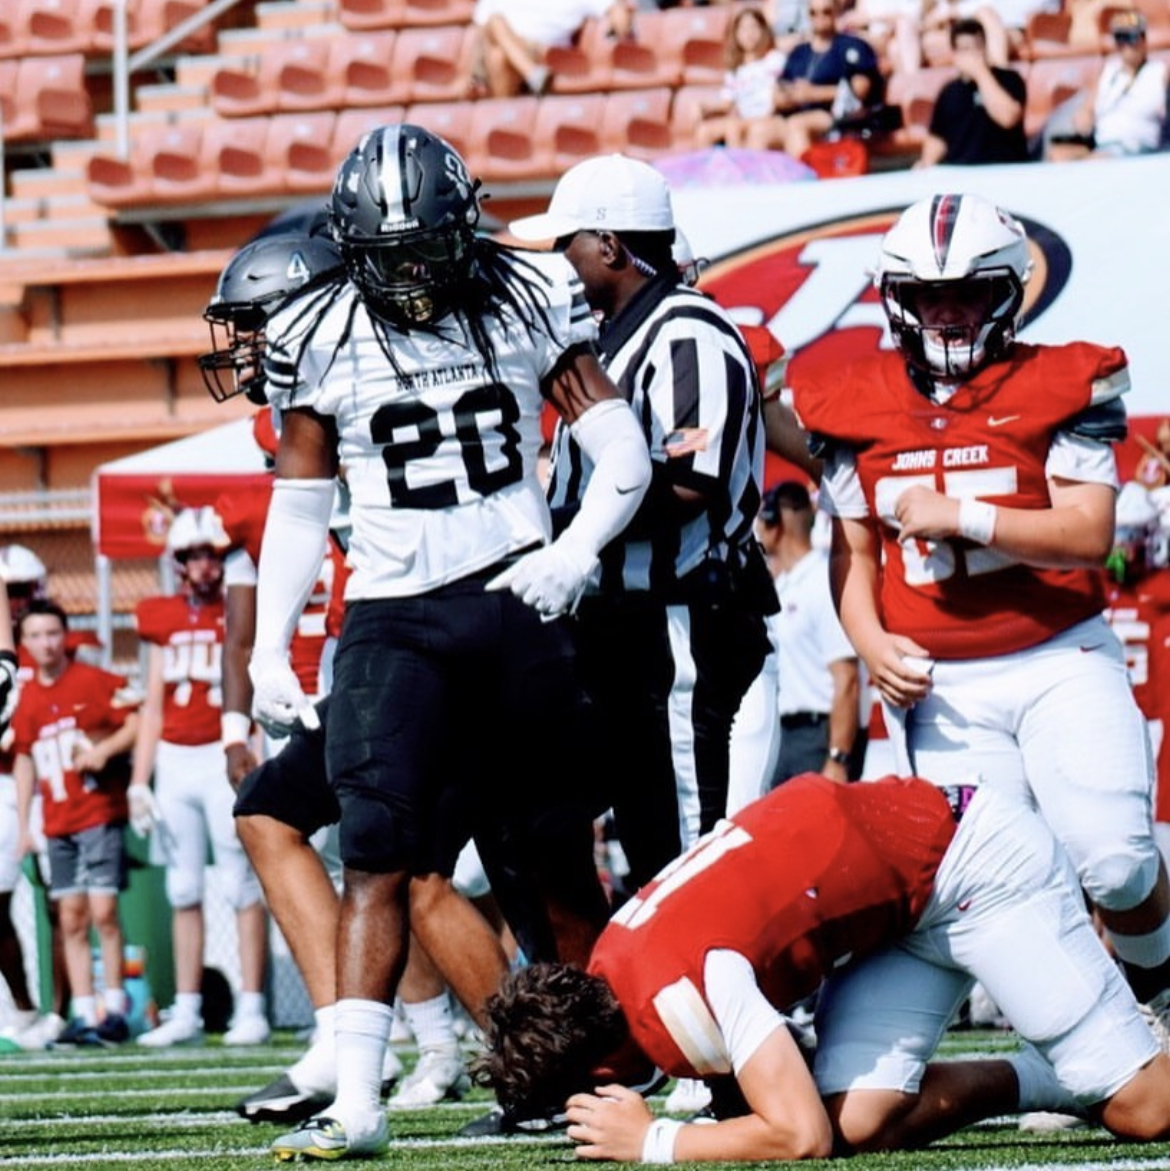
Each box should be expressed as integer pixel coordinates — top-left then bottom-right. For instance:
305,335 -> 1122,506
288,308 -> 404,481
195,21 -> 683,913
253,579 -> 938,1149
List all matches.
128,784 -> 159,838
485,537 -> 598,619
248,648 -> 321,738
0,650 -> 18,734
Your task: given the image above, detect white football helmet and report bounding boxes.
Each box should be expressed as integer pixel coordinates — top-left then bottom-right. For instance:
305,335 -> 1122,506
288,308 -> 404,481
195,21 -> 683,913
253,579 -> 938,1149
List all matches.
876,193 -> 1032,381
166,506 -> 230,561
0,544 -> 47,587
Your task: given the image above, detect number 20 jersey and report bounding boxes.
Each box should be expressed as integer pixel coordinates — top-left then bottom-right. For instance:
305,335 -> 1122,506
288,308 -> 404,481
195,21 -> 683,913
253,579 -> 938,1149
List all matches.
264,252 -> 598,599
792,342 -> 1129,659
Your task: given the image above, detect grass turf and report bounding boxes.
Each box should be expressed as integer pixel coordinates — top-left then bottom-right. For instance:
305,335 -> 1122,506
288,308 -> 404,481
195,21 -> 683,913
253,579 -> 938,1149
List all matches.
0,1029 -> 1165,1169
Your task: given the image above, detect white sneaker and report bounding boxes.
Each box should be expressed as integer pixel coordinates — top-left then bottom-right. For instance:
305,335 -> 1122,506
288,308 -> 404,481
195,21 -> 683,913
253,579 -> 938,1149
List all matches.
664,1077 -> 712,1115
137,1015 -> 204,1048
223,1015 -> 271,1045
0,1009 -> 42,1040
387,1045 -> 470,1108
11,1012 -> 65,1050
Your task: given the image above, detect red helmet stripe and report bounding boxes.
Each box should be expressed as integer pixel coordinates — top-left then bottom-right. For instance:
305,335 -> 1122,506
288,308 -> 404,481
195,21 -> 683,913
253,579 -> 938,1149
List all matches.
929,194 -> 961,271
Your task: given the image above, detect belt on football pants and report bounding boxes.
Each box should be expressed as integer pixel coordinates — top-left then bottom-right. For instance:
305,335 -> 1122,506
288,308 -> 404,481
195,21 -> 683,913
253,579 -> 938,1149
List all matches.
780,711 -> 829,730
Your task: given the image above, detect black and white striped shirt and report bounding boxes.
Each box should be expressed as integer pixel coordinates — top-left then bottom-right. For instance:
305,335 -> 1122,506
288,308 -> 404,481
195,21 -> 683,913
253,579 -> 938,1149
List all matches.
548,275 -> 764,594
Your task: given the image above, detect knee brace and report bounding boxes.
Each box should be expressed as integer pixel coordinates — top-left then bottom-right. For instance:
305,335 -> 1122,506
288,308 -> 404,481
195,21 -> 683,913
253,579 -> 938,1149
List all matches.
165,867 -> 204,911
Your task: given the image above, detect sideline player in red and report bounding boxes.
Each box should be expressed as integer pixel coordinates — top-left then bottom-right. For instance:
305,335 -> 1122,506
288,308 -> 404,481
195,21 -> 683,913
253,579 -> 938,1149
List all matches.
129,507 -> 270,1047
478,773 -> 1170,1162
12,600 -> 140,1047
791,193 -> 1170,1031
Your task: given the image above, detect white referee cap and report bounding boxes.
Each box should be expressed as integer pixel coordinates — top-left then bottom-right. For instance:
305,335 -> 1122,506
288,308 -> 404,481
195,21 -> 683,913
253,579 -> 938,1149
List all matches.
509,155 -> 674,242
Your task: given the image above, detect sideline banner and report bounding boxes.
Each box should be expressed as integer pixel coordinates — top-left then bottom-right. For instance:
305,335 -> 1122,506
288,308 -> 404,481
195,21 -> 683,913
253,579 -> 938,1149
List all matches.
675,154 -> 1170,479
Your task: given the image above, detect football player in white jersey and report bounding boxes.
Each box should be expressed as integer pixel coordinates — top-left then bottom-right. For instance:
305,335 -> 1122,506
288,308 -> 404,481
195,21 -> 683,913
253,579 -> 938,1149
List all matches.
249,123 -> 651,1161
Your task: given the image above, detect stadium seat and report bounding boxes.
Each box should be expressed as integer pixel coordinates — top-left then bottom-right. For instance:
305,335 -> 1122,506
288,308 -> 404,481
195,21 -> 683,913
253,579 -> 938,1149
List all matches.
0,60 -> 19,126
670,5 -> 733,86
337,31 -> 411,108
469,96 -> 546,182
1017,10 -> 1078,60
532,93 -> 608,172
883,66 -> 951,148
0,9 -> 27,58
338,0 -> 474,32
265,111 -> 338,193
608,10 -> 686,90
600,87 -> 675,159
150,121 -> 221,201
391,25 -> 477,104
1023,54 -> 1101,139
546,19 -> 615,94
404,101 -> 476,166
331,103 -> 407,166
24,0 -> 91,55
3,53 -> 92,140
212,37 -> 336,117
669,83 -> 722,151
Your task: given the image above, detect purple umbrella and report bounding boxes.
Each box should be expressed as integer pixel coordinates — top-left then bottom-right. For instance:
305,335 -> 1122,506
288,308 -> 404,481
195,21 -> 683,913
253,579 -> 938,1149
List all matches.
653,147 -> 816,187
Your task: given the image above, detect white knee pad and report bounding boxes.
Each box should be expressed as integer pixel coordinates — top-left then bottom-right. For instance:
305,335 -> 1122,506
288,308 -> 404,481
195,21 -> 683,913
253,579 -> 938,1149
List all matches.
217,844 -> 264,911
1080,842 -> 1161,912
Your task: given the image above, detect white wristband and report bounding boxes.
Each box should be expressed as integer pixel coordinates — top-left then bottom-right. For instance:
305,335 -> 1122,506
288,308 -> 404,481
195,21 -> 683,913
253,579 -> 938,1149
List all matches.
641,1118 -> 684,1164
957,499 -> 997,545
221,711 -> 252,747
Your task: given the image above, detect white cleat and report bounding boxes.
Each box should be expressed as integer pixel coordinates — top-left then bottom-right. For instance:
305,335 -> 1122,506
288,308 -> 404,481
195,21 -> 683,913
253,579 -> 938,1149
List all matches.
223,1015 -> 272,1046
9,1012 -> 65,1051
387,1045 -> 470,1108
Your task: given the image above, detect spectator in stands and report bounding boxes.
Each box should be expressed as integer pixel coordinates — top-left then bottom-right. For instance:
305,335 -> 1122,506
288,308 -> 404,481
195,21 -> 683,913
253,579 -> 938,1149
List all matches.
915,17 -> 1028,166
745,0 -> 881,160
694,6 -> 787,148
470,0 -> 634,97
838,0 -> 924,76
921,0 -> 1055,67
1045,11 -> 1167,161
1135,418 -> 1170,491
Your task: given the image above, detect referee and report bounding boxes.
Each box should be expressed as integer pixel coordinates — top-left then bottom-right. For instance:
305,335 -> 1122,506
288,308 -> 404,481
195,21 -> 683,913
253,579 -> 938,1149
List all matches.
510,155 -> 774,892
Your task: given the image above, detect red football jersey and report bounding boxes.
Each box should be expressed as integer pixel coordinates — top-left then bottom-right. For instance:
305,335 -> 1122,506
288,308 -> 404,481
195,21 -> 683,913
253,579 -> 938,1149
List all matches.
792,343 -> 1125,659
135,595 -> 224,745
1105,569 -> 1170,821
11,661 -> 138,837
216,484 -> 343,692
588,774 -> 954,1078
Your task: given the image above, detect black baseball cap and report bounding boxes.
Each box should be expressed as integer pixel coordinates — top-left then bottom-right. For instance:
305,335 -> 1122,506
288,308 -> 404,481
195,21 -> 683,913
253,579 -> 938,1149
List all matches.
760,480 -> 812,523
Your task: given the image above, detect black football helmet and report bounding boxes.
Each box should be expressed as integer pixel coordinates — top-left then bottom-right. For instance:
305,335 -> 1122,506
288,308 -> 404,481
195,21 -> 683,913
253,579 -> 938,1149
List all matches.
199,231 -> 341,403
329,123 -> 480,329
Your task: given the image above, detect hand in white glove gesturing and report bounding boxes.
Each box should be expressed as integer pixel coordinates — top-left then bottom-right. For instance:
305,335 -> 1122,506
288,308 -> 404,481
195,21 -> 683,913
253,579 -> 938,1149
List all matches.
248,648 -> 321,738
128,784 -> 159,838
485,538 -> 598,619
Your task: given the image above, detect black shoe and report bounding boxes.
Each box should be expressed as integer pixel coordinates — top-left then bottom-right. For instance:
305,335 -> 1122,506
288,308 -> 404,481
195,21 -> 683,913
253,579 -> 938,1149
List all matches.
54,1017 -> 95,1047
457,1105 -> 567,1138
89,1013 -> 130,1046
235,1073 -> 333,1125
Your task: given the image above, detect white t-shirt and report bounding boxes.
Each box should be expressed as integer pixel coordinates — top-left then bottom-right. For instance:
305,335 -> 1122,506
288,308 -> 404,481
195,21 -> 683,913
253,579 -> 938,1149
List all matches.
1094,55 -> 1168,153
722,50 -> 787,119
472,0 -> 615,47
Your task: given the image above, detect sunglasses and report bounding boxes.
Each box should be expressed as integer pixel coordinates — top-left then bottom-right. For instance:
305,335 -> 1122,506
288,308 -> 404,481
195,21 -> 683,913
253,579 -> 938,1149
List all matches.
1113,27 -> 1145,43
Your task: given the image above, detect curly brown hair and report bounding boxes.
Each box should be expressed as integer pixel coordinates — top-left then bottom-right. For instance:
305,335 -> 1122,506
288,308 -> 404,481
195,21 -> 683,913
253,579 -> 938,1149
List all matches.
471,963 -> 629,1122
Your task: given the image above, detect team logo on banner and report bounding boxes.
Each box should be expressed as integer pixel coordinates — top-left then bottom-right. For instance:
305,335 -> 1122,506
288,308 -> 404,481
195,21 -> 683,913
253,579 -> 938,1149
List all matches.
700,207 -> 1073,367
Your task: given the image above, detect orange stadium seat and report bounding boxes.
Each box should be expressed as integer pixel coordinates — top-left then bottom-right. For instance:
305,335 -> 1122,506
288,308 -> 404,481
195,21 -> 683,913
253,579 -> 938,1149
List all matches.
0,9 -> 27,58
546,19 -> 615,94
532,93 -> 608,172
1018,10 -> 1078,60
0,59 -> 19,123
600,87 -> 675,158
404,100 -> 476,164
391,25 -> 477,103
337,32 -> 412,108
150,122 -> 220,201
669,5 -> 733,86
212,37 -> 336,117
469,96 -> 546,182
90,0 -> 213,53
3,53 -> 92,140
331,104 -> 408,166
669,82 -> 722,151
24,0 -> 92,55
338,0 -> 474,32
265,111 -> 339,192
1023,54 -> 1102,139
608,9 -> 705,91
883,66 -> 951,147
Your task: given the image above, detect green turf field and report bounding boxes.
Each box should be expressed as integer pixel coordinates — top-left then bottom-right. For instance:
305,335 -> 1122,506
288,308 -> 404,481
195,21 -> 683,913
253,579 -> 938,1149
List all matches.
0,1029 -> 1165,1169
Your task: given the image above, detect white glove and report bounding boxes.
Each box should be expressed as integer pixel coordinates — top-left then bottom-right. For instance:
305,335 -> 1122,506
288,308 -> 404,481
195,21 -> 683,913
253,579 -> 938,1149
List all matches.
485,537 -> 598,619
0,650 -> 18,734
128,784 -> 159,838
249,648 -> 321,738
